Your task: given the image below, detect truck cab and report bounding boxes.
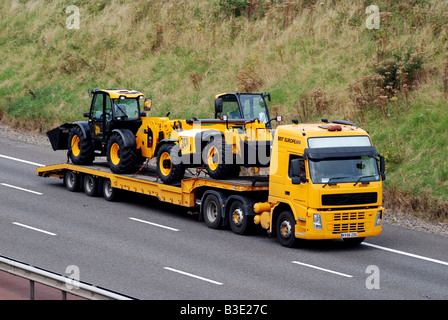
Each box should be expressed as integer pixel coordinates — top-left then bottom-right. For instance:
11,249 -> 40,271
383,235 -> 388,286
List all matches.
262,120 -> 385,247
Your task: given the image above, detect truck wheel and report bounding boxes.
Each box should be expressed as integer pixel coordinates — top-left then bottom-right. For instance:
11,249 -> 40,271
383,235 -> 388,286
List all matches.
204,139 -> 234,179
156,144 -> 185,184
107,131 -> 138,174
68,126 -> 94,165
83,174 -> 97,197
277,211 -> 297,248
102,179 -> 119,202
202,193 -> 222,229
229,200 -> 251,235
64,170 -> 79,192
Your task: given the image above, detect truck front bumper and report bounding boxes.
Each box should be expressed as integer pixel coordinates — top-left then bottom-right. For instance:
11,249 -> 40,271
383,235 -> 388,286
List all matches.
295,207 -> 383,240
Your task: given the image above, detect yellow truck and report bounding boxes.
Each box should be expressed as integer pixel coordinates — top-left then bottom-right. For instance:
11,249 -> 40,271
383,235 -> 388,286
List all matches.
38,119 -> 385,247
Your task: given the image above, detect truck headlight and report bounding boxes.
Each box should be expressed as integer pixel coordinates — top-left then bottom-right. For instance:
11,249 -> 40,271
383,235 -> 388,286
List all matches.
313,214 -> 323,230
375,211 -> 383,226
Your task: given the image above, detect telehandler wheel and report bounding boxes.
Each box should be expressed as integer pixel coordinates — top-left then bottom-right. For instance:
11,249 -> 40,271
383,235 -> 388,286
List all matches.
203,139 -> 234,179
107,131 -> 138,174
156,144 -> 185,184
68,126 -> 94,165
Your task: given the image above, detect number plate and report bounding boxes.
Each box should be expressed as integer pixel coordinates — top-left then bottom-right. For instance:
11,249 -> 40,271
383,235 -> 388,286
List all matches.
341,232 -> 358,238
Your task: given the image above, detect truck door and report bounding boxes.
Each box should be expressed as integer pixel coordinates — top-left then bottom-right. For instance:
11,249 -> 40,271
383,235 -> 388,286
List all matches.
287,154 -> 309,213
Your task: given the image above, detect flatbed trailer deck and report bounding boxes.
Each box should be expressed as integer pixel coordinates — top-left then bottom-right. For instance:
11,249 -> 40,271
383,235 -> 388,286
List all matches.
37,163 -> 270,234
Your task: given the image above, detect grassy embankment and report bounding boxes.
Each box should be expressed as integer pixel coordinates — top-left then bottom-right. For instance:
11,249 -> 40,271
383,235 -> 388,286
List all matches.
0,0 -> 447,222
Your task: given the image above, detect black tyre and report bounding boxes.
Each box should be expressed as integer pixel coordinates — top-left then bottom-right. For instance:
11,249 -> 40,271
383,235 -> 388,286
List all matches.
107,131 -> 138,174
64,170 -> 79,192
203,138 -> 234,179
229,200 -> 252,235
228,165 -> 241,178
83,174 -> 97,197
277,210 -> 297,248
202,193 -> 222,229
156,144 -> 185,184
102,179 -> 119,202
68,126 -> 94,165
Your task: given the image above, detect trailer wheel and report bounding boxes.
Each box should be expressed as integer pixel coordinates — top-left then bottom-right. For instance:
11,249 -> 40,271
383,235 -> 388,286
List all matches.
156,144 -> 185,184
102,179 -> 119,202
202,193 -> 222,229
229,200 -> 251,235
204,139 -> 234,179
68,126 -> 94,165
64,170 -> 79,192
83,175 -> 97,197
277,210 -> 297,248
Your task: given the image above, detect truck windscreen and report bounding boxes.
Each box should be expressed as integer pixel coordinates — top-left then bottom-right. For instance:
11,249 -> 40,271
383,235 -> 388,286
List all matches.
309,156 -> 380,185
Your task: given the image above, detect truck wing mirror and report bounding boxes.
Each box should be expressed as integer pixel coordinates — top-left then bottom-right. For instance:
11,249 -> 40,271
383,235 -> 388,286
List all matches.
291,158 -> 307,184
215,98 -> 223,114
379,155 -> 386,181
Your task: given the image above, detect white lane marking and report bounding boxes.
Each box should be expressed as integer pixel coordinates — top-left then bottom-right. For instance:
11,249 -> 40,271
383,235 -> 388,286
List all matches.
1,183 -> 43,195
0,154 -> 44,167
12,222 -> 57,236
292,261 -> 353,278
164,267 -> 223,285
129,217 -> 179,232
363,242 -> 448,267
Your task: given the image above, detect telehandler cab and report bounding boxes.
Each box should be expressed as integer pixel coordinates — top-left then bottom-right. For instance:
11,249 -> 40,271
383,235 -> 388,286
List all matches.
47,89 -> 157,173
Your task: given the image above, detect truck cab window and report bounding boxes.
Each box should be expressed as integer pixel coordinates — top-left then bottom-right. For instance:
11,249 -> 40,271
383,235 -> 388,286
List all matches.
288,155 -> 305,179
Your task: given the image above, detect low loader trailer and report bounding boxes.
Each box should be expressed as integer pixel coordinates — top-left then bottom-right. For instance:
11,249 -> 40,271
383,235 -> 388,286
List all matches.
37,120 -> 385,247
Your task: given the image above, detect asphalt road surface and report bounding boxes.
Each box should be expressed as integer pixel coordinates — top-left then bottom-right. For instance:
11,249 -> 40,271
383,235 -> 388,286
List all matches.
0,135 -> 447,301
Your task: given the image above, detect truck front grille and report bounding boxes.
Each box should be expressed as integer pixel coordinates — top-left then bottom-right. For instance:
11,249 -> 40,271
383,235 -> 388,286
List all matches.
333,212 -> 365,221
326,211 -> 370,234
332,222 -> 366,234
322,193 -> 377,206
